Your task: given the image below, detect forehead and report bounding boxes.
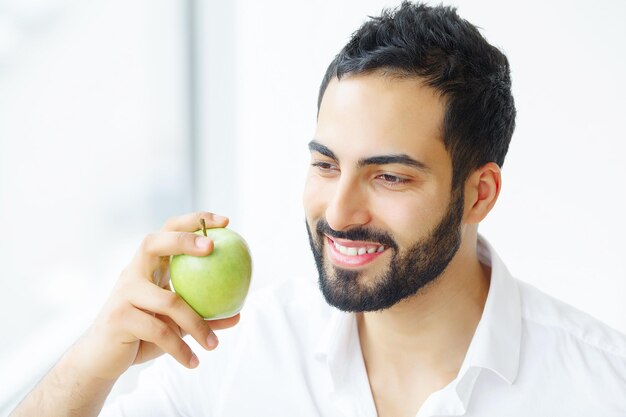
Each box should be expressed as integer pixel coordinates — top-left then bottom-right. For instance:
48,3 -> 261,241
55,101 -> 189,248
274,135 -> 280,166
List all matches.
315,73 -> 449,166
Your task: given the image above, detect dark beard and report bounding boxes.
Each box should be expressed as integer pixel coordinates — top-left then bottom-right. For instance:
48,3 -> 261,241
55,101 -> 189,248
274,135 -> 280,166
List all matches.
306,187 -> 465,312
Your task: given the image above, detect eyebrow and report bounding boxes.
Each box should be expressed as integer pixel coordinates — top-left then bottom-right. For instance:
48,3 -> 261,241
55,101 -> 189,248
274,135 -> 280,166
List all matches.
308,140 -> 430,172
308,141 -> 338,161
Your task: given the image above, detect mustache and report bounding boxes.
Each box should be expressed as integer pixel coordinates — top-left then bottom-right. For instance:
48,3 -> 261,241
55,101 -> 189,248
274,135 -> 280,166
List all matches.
315,218 -> 398,250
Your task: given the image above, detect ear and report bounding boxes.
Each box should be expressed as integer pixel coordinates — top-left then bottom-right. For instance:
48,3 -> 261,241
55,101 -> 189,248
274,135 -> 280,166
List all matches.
463,162 -> 502,224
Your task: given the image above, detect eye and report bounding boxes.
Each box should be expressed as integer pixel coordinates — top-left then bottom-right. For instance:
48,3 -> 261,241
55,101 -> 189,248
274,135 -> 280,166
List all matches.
311,160 -> 339,175
376,173 -> 411,186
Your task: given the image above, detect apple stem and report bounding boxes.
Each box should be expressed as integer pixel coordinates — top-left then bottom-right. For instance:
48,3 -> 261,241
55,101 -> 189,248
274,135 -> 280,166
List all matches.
200,218 -> 207,236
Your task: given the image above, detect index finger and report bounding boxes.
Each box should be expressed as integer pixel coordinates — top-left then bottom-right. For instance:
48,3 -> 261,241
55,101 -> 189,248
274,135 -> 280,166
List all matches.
161,211 -> 229,232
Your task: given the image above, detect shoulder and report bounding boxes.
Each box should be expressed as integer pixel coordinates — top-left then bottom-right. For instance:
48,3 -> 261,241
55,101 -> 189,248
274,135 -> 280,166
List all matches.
515,278 -> 626,406
511,279 -> 626,411
516,278 -> 626,360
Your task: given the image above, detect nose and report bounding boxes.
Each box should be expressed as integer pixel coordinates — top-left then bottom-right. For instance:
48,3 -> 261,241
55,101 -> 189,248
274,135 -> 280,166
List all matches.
325,175 -> 371,231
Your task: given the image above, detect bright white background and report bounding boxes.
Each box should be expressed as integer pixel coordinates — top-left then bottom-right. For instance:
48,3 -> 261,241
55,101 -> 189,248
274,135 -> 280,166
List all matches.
1,0 -> 625,413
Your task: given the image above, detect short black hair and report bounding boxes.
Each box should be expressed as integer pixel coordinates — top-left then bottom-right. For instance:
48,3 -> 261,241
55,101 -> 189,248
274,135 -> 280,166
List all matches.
318,1 -> 516,190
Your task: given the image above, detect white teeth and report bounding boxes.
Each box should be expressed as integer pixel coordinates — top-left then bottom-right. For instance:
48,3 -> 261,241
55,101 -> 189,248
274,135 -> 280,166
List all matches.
332,240 -> 385,256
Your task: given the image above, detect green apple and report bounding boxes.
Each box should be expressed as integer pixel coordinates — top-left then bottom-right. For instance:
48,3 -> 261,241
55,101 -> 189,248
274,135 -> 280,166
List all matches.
169,227 -> 252,319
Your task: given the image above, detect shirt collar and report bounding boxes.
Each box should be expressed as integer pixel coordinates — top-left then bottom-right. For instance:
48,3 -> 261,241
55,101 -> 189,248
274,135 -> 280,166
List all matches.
461,234 -> 522,385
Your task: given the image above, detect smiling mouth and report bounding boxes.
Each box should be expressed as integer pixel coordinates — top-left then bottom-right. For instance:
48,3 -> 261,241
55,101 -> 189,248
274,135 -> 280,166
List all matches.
330,237 -> 385,256
325,236 -> 387,267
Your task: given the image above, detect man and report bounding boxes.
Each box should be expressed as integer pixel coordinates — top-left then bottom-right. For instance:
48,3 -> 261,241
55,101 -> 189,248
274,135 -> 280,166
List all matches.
12,2 -> 626,416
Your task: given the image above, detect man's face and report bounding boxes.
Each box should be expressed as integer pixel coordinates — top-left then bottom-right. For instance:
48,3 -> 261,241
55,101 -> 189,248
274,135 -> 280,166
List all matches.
303,73 -> 465,312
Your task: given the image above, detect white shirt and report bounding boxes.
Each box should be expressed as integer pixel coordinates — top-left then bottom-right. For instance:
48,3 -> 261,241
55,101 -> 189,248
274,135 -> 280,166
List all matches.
101,236 -> 626,416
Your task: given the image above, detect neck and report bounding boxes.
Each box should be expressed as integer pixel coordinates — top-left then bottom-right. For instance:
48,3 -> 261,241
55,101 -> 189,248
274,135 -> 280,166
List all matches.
357,231 -> 491,380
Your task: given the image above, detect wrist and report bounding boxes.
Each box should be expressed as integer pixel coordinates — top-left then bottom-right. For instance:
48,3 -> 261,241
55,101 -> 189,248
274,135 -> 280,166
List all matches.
63,327 -> 125,384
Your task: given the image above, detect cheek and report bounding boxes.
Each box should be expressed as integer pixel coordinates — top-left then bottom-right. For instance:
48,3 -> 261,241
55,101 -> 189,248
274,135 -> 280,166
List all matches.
303,174 -> 327,220
371,192 -> 445,246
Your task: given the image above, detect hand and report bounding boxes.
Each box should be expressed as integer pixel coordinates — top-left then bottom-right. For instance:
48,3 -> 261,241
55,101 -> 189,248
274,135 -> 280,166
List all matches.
73,212 -> 240,382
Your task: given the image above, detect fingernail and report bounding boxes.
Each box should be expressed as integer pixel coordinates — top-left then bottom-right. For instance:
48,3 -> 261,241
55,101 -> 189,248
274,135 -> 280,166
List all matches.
214,215 -> 228,222
195,236 -> 211,249
189,353 -> 199,368
206,332 -> 218,349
